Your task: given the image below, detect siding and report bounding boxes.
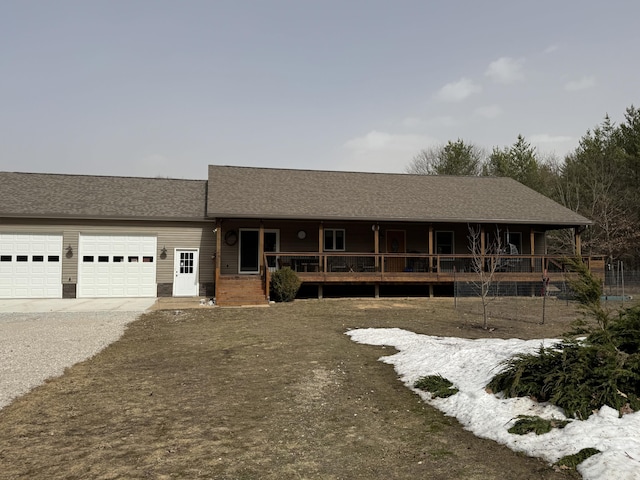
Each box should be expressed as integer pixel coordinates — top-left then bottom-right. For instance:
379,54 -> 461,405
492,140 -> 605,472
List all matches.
0,219 -> 215,286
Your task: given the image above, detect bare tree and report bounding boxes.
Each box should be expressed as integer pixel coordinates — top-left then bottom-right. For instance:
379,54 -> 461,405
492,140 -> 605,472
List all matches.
467,224 -> 505,329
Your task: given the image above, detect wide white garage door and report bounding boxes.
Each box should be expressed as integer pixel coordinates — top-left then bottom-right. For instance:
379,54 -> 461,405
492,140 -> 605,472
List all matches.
0,233 -> 63,298
78,235 -> 157,298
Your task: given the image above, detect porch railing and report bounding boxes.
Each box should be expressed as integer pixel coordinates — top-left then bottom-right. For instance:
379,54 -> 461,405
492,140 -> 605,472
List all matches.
263,252 -> 605,276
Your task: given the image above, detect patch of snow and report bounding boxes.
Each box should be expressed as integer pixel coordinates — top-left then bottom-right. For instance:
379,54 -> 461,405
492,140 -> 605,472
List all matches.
347,328 -> 640,479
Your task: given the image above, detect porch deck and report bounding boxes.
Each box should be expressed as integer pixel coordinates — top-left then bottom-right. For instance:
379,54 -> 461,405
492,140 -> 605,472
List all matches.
266,252 -> 605,285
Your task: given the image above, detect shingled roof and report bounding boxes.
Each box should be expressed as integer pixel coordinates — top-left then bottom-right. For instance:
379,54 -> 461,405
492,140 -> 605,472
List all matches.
0,172 -> 207,220
207,165 -> 591,227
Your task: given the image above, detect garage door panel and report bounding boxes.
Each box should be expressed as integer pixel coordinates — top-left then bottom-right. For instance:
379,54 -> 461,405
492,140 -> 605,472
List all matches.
78,235 -> 156,298
0,234 -> 62,299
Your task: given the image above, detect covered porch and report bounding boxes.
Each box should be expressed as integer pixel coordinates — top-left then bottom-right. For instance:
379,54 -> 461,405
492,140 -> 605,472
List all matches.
212,219 -> 598,305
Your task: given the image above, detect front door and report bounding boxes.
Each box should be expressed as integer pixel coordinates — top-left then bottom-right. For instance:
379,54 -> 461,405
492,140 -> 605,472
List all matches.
386,230 -> 406,272
239,229 -> 279,274
174,249 -> 199,296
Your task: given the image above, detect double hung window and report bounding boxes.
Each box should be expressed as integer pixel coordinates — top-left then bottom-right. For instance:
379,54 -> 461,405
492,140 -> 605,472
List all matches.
324,229 -> 345,251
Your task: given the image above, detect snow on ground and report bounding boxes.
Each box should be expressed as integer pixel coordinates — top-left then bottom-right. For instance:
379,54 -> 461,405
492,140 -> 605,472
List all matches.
347,328 -> 640,480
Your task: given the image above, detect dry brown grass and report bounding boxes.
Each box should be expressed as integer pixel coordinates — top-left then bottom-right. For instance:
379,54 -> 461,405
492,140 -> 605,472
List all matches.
0,297 -> 586,479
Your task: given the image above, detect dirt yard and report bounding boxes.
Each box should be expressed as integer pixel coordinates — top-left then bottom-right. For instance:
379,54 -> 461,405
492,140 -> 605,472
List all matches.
0,297 -> 593,479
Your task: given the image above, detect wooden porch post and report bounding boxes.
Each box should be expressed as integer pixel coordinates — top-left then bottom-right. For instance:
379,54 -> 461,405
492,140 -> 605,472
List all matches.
530,228 -> 535,272
215,219 -> 222,300
575,228 -> 582,257
319,222 -> 324,272
319,222 -> 324,300
259,221 -> 265,273
373,224 -> 379,270
428,224 -> 434,271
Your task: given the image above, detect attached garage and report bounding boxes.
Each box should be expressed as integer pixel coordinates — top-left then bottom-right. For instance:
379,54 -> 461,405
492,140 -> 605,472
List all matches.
0,233 -> 63,298
78,234 -> 157,298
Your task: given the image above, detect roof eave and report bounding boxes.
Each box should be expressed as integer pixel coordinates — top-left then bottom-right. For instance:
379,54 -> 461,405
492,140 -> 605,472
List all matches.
208,212 -> 592,227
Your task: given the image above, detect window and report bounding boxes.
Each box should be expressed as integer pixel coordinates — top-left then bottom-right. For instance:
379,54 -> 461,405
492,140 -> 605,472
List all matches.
83,256 -> 94,262
435,231 -> 454,254
113,256 -> 124,263
17,255 -> 28,262
33,255 -> 44,262
324,229 -> 345,251
128,256 -> 138,262
98,256 -> 109,263
143,256 -> 154,263
180,252 -> 194,274
48,255 -> 60,262
0,255 -> 11,262
505,232 -> 522,254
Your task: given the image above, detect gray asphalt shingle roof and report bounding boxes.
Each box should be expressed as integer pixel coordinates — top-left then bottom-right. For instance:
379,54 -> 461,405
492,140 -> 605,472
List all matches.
0,172 -> 207,220
207,165 -> 592,227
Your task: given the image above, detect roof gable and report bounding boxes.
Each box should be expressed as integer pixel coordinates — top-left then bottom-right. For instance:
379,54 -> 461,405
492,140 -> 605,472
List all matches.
207,165 -> 591,227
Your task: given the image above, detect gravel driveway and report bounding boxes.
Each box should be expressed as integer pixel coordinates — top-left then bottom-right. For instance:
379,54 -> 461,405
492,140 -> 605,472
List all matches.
0,311 -> 143,410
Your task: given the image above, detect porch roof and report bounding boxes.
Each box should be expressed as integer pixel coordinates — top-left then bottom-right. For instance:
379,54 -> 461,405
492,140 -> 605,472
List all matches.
207,165 -> 592,227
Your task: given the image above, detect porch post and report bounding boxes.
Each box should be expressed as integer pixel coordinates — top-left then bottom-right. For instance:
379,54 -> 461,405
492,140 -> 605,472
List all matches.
530,227 -> 535,272
575,228 -> 582,257
319,221 -> 324,272
215,219 -> 222,300
259,221 -> 265,273
373,224 -> 379,270
428,224 -> 434,271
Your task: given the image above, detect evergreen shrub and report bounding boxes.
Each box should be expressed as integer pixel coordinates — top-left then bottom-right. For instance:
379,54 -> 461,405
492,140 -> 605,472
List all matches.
270,267 -> 301,302
487,306 -> 640,419
414,375 -> 459,398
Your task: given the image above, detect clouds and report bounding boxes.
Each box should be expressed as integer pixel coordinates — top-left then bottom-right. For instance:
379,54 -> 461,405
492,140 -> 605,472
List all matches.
485,57 -> 525,84
435,57 -> 524,105
341,130 -> 438,173
435,77 -> 482,102
564,76 -> 597,91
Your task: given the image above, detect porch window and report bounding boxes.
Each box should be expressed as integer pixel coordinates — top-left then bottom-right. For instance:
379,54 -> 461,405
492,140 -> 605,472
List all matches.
505,232 -> 522,254
435,231 -> 454,254
324,229 -> 345,251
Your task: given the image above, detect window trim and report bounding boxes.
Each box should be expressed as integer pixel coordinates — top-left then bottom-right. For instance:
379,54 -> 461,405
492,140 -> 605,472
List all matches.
324,228 -> 346,252
435,231 -> 454,255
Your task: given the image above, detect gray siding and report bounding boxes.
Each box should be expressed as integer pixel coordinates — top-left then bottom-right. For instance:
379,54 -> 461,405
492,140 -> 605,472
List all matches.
0,219 -> 215,288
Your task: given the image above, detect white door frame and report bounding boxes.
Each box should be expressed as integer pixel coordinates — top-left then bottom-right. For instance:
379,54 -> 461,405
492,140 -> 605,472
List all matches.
173,248 -> 199,296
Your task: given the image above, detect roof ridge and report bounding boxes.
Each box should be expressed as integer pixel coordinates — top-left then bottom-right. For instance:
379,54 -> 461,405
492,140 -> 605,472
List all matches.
209,164 -> 503,179
1,171 -> 206,182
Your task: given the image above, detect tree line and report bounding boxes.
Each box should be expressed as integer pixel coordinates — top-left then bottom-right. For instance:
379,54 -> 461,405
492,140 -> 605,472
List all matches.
405,105 -> 640,266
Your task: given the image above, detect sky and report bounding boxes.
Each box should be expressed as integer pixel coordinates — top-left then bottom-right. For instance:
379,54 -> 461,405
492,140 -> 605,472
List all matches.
1,0 -> 639,179
348,328 -> 640,480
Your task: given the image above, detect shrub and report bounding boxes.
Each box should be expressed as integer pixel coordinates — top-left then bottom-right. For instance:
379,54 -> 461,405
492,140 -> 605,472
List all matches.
507,415 -> 569,435
270,267 -> 301,302
487,306 -> 640,419
554,448 -> 600,470
414,375 -> 459,398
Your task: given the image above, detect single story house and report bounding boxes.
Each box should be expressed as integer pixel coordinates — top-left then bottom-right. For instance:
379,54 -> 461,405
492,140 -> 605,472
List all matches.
1,165 -> 598,306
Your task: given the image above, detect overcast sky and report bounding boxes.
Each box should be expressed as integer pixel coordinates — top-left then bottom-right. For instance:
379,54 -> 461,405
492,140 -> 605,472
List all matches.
1,1 -> 639,179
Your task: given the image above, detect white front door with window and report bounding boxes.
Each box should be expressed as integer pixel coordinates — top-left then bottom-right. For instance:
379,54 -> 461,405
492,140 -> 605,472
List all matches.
174,249 -> 199,296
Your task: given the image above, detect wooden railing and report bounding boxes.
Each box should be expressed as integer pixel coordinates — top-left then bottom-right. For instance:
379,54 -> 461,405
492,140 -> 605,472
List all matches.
263,252 -> 605,277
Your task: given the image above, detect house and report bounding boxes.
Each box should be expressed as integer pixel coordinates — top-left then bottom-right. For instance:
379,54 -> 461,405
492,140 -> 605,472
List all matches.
1,166 -> 599,305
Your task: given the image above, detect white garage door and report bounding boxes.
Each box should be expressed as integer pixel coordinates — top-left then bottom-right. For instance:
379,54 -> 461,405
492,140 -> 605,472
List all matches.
78,235 -> 157,298
0,233 -> 63,298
